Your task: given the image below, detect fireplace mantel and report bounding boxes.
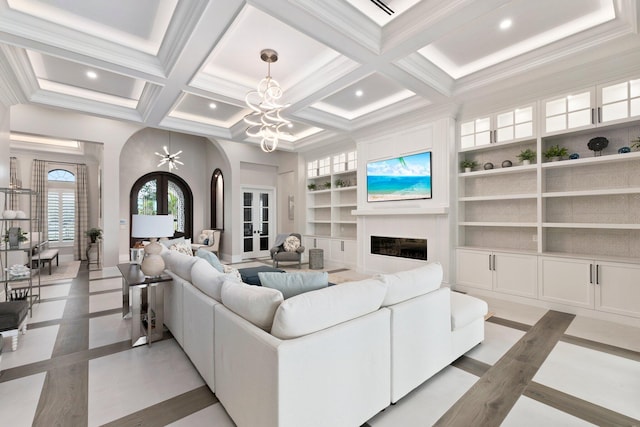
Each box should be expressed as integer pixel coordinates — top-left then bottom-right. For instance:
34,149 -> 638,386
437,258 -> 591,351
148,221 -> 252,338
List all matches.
351,207 -> 448,216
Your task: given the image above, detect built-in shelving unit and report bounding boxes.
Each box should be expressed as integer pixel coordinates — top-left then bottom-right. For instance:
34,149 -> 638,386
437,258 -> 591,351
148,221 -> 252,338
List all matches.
305,150 -> 358,266
456,74 -> 640,321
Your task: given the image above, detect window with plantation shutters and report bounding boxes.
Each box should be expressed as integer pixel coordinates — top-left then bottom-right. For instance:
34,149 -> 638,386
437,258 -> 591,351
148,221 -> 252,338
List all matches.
47,169 -> 76,244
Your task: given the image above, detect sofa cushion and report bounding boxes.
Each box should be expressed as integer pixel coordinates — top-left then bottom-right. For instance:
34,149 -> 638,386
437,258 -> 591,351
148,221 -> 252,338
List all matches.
270,278 -> 386,339
163,250 -> 198,282
258,271 -> 328,299
376,262 -> 443,307
450,291 -> 488,330
190,258 -> 227,302
221,281 -> 284,331
196,248 -> 224,273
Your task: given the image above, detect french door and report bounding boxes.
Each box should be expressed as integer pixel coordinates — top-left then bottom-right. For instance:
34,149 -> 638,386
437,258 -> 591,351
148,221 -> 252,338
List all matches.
242,187 -> 274,259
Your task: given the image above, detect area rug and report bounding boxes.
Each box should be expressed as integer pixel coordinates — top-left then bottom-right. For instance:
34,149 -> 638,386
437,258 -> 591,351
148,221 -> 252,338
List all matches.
39,260 -> 81,284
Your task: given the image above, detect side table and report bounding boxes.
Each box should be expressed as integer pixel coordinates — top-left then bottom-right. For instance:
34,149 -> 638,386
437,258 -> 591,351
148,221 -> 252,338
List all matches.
117,263 -> 171,347
309,248 -> 324,270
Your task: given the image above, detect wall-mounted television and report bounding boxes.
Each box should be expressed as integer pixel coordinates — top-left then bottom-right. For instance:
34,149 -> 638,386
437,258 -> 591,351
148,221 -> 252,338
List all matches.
367,151 -> 432,202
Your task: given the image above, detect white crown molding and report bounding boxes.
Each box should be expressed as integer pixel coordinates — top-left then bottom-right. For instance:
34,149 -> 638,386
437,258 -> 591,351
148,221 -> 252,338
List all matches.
0,4 -> 166,78
159,116 -> 233,140
0,44 -> 36,105
137,83 -> 166,123
289,0 -> 381,54
394,53 -> 454,97
156,0 -> 209,75
29,90 -> 143,123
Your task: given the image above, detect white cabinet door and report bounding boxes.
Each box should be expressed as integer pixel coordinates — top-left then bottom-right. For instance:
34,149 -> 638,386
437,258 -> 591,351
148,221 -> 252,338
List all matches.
542,88 -> 596,135
316,237 -> 331,256
595,261 -> 640,318
456,249 -> 493,290
493,252 -> 537,297
342,239 -> 357,266
598,77 -> 640,125
539,257 -> 593,308
329,239 -> 343,263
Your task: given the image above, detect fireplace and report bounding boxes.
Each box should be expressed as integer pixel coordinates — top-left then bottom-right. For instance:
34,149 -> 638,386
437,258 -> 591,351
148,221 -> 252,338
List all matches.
370,236 -> 428,261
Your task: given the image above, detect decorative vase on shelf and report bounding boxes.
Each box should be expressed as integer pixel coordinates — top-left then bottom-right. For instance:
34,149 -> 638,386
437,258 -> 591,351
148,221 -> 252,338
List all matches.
618,146 -> 631,154
2,210 -> 16,219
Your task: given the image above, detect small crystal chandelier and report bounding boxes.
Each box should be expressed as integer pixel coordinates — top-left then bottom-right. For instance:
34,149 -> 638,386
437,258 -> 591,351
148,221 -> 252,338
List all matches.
244,49 -> 290,153
155,132 -> 183,171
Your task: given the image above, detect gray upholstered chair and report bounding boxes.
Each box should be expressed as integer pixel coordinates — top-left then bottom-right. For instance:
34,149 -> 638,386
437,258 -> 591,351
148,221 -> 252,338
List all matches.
270,233 -> 305,268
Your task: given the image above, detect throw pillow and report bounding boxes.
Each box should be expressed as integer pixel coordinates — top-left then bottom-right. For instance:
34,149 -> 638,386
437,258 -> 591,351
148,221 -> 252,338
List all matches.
160,236 -> 185,248
197,233 -> 208,244
259,271 -> 328,299
170,240 -> 193,257
196,248 -> 224,273
191,258 -> 226,302
221,280 -> 284,331
283,235 -> 300,252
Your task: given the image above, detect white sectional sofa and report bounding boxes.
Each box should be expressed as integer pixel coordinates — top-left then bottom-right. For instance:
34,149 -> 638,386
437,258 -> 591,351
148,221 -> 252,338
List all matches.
161,250 -> 487,427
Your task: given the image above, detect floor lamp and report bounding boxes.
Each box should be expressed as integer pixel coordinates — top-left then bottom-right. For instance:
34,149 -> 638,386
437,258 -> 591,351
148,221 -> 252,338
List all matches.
131,214 -> 174,277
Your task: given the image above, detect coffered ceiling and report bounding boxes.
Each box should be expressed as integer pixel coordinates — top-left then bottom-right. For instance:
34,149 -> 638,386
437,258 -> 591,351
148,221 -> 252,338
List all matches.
0,0 -> 638,151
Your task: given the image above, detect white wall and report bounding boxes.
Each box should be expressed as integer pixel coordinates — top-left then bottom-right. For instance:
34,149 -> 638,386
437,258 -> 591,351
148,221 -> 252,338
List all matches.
355,117 -> 455,282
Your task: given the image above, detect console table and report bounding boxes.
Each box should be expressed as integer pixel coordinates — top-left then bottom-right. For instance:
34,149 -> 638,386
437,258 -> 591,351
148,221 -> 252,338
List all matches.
117,263 -> 171,347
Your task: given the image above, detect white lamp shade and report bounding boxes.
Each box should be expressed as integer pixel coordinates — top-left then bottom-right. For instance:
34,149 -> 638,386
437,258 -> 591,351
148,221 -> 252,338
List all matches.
132,214 -> 174,239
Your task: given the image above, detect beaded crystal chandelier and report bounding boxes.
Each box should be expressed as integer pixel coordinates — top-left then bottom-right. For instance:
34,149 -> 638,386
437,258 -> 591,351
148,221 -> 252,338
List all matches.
244,49 -> 290,153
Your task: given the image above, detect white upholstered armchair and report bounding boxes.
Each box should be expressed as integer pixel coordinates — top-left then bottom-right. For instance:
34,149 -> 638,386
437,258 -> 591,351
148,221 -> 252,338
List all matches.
191,229 -> 221,256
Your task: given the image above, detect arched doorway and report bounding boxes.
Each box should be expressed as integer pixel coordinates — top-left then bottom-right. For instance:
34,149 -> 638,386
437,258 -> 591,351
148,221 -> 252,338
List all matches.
129,171 -> 193,247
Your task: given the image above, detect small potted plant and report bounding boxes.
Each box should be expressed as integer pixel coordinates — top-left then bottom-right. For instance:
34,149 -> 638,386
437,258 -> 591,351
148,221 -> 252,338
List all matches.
334,178 -> 346,188
543,144 -> 568,162
85,227 -> 103,243
460,159 -> 478,173
307,183 -> 317,191
517,148 -> 536,165
323,182 -> 331,189
4,227 -> 28,249
631,136 -> 640,151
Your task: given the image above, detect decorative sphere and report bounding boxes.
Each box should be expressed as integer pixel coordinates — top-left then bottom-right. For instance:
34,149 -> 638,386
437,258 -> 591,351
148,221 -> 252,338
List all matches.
2,210 -> 16,219
15,210 -> 26,219
501,160 -> 512,168
483,162 -> 494,170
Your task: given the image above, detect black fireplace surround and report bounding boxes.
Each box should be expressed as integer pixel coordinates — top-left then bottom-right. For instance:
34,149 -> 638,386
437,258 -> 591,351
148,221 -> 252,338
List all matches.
370,236 -> 428,261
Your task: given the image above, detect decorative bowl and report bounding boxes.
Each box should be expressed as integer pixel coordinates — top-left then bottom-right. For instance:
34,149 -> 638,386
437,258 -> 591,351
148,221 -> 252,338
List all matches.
618,146 -> 631,154
569,153 -> 580,160
483,162 -> 494,170
501,160 -> 512,167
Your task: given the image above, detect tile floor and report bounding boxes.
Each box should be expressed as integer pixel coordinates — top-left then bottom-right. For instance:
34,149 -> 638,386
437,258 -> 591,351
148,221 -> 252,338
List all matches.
0,259 -> 638,426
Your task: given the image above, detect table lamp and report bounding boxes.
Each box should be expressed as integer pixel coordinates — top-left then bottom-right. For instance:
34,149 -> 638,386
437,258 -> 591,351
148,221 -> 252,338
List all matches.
131,214 -> 174,277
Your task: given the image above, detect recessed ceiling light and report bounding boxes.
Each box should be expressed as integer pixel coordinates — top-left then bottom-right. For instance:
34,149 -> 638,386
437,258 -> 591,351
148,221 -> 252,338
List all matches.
355,90 -> 363,97
287,123 -> 293,128
86,70 -> 97,79
499,19 -> 512,30
209,102 -> 217,109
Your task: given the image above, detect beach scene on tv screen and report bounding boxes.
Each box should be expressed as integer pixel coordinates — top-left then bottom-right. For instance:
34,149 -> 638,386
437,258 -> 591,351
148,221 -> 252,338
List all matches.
367,151 -> 432,202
